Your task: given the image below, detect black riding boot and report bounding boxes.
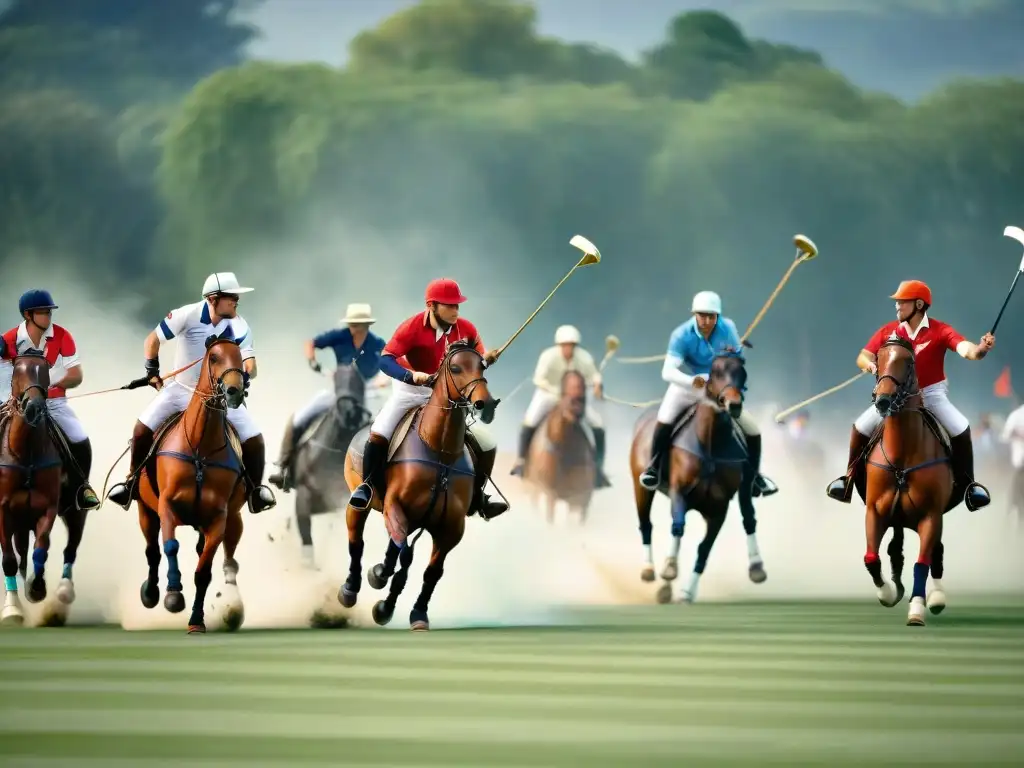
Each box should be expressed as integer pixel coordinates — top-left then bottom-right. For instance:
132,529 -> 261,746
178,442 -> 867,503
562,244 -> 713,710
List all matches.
950,427 -> 990,511
67,439 -> 100,511
509,424 -> 537,477
350,435 -> 387,511
241,436 -> 277,514
107,424 -> 155,510
592,427 -> 611,488
744,434 -> 777,498
639,421 -> 674,490
268,419 -> 302,492
469,446 -> 508,520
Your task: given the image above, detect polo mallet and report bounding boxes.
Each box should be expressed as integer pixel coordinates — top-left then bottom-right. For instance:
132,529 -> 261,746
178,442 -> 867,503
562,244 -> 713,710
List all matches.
774,370 -> 868,423
990,225 -> 1024,335
493,234 -> 601,360
740,234 -> 818,345
599,334 -> 620,371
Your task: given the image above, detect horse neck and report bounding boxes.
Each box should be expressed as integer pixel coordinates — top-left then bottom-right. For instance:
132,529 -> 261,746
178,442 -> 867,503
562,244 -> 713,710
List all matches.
182,360 -> 224,449
881,397 -> 928,462
4,409 -> 47,461
694,399 -> 722,446
419,379 -> 467,458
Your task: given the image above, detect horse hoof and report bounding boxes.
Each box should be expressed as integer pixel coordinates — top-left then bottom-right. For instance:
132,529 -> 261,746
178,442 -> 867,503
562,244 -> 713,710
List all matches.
927,589 -> 947,615
367,564 -> 388,590
640,565 -> 656,583
140,581 -> 159,610
164,591 -> 186,614
338,582 -> 358,608
26,577 -> 46,604
188,623 -> 206,634
371,600 -> 393,626
660,558 -> 678,581
748,562 -> 767,584
877,581 -> 899,608
409,608 -> 429,630
655,583 -> 673,604
1,611 -> 24,627
222,605 -> 245,632
907,596 -> 927,626
410,620 -> 429,631
56,578 -> 76,605
678,591 -> 695,604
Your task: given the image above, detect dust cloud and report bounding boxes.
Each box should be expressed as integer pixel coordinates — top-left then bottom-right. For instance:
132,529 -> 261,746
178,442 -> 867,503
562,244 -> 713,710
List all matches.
4,243 -> 1023,631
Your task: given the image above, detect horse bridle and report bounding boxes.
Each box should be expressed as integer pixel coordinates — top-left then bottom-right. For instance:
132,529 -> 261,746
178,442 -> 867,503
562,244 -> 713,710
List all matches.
872,339 -> 919,415
705,354 -> 747,409
428,344 -> 492,412
202,341 -> 247,412
12,357 -> 49,426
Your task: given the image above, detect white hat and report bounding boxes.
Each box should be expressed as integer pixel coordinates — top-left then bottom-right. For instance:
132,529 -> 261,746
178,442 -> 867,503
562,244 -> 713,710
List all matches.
202,272 -> 254,297
341,303 -> 376,324
691,290 -> 722,315
554,325 -> 581,345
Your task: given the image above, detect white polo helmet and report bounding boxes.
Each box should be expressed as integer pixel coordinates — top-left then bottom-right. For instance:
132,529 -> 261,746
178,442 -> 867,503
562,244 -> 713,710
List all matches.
554,325 -> 581,345
691,290 -> 722,315
202,272 -> 254,297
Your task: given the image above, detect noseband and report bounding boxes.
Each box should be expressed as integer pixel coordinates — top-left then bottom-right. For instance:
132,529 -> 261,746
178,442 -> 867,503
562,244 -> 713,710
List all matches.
204,343 -> 246,409
428,343 -> 489,409
706,354 -> 747,409
11,356 -> 49,425
873,339 -> 918,415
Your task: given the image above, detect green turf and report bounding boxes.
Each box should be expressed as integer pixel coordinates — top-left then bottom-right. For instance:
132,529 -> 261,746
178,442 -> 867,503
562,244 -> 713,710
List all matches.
2,599 -> 1023,766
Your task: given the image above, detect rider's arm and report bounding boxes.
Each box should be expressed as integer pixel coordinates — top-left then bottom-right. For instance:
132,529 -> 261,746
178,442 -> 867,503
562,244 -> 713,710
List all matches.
237,325 -> 257,380
147,304 -> 193,370
308,329 -> 343,363
661,354 -> 694,388
532,348 -> 560,394
577,349 -> 602,387
379,354 -> 414,385
856,349 -> 877,373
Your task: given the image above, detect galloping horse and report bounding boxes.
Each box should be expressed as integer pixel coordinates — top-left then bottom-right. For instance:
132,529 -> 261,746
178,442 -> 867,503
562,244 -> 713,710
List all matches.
855,335 -> 953,626
523,370 -> 596,524
134,336 -> 249,633
339,339 -> 498,630
0,351 -> 88,625
292,363 -> 372,561
629,352 -> 749,604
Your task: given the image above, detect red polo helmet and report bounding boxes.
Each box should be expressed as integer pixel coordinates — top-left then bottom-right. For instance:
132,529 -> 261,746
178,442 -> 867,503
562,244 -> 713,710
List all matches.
425,278 -> 467,305
890,280 -> 932,306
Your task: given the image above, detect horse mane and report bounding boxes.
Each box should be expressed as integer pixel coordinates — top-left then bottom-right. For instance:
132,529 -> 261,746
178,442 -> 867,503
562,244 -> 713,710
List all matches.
15,349 -> 46,361
881,335 -> 914,355
447,338 -> 477,354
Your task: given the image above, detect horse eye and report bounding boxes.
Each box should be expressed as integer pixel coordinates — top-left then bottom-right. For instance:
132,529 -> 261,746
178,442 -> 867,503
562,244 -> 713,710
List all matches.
450,365 -> 461,374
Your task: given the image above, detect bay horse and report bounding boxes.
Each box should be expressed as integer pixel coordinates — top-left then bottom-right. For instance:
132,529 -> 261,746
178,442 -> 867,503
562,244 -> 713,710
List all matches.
0,351 -> 88,625
857,335 -> 953,627
338,339 -> 498,630
629,352 -> 748,604
135,336 -> 249,633
523,370 -> 596,524
291,362 -> 372,565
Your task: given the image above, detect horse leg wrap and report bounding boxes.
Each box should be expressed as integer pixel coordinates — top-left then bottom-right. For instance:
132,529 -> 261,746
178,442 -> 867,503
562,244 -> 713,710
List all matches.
163,539 -> 182,591
930,542 -> 944,580
62,563 -> 73,579
32,547 -> 47,575
4,575 -> 16,592
912,561 -> 929,600
864,552 -> 883,587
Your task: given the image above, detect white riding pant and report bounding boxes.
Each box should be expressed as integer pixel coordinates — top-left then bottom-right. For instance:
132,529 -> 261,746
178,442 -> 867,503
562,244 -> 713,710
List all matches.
292,389 -> 332,429
656,382 -> 760,435
46,398 -> 88,443
139,382 -> 262,442
854,379 -> 968,437
522,388 -> 604,429
370,379 -> 496,452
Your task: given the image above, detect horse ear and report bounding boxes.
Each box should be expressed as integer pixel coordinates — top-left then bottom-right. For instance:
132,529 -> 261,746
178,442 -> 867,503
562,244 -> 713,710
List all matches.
205,335 -> 218,349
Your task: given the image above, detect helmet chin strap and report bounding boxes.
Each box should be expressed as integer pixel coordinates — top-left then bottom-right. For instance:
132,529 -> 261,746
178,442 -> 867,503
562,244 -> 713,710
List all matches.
25,312 -> 48,336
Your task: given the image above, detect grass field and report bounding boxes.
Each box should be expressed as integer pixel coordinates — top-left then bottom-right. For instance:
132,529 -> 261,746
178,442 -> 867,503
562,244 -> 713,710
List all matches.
1,598 -> 1023,766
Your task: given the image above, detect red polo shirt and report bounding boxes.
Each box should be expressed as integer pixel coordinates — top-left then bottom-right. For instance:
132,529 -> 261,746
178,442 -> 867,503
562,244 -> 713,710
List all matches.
384,311 -> 486,375
864,315 -> 965,388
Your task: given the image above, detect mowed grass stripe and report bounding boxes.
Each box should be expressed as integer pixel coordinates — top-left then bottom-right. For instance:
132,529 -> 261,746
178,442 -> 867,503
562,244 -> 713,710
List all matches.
3,658 -> 1022,698
5,680 -> 1024,730
2,708 -> 1023,757
5,640 -> 1020,674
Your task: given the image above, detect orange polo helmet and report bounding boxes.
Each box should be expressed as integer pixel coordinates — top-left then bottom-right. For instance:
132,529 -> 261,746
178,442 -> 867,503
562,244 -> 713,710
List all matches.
890,280 -> 932,306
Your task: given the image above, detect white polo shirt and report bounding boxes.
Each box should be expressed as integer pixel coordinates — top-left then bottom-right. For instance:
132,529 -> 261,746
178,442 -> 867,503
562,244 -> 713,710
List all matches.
157,301 -> 255,386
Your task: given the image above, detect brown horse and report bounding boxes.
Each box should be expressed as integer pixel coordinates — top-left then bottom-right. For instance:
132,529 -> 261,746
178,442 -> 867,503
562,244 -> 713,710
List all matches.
860,335 -> 953,627
135,336 -> 248,633
0,351 -> 89,625
523,370 -> 596,524
629,352 -> 748,604
339,339 -> 498,630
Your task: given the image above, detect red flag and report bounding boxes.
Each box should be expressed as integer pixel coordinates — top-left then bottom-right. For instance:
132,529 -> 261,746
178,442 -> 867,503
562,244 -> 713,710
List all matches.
994,366 -> 1013,398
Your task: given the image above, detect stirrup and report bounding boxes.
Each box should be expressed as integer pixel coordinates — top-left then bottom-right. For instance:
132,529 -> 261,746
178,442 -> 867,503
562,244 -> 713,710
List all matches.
639,463 -> 660,491
964,482 -> 990,512
106,480 -> 135,511
348,482 -> 374,511
753,474 -> 777,497
826,475 -> 853,503
76,485 -> 101,511
248,485 -> 277,514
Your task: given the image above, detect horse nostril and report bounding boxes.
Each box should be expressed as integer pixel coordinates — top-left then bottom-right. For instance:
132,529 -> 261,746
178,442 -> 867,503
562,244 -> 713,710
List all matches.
474,400 -> 485,410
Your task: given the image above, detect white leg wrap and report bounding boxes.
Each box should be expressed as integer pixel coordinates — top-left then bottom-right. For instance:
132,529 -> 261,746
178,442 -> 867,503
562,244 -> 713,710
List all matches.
746,533 -> 761,561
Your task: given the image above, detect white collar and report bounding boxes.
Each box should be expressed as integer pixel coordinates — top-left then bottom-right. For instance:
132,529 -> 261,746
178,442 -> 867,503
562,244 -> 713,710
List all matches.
16,321 -> 53,348
900,312 -> 929,341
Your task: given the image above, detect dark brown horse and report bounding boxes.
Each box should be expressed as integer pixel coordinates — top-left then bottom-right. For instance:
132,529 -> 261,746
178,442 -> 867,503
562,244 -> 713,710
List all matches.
0,351 -> 89,625
861,335 -> 953,627
629,352 -> 748,604
135,337 -> 248,633
339,340 -> 498,630
523,370 -> 596,524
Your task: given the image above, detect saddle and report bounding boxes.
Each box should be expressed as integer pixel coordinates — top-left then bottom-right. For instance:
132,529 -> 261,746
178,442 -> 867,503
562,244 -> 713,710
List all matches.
642,403 -> 749,494
850,406 -> 956,510
347,405 -> 476,499
136,411 -> 246,498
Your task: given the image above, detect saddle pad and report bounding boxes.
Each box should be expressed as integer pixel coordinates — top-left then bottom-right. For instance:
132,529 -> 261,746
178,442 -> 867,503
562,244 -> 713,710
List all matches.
346,407 -> 419,476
